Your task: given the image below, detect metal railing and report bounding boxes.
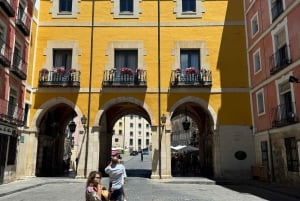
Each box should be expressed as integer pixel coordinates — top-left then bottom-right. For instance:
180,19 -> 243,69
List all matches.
11,53 -> 27,80
271,102 -> 298,127
0,0 -> 16,17
270,44 -> 291,75
16,10 -> 31,36
170,69 -> 212,87
38,69 -> 80,87
103,68 -> 147,87
0,98 -> 24,126
0,38 -> 12,67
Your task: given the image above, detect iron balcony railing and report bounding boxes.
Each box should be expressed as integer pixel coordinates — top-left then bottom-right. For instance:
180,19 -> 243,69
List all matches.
170,68 -> 212,87
271,0 -> 284,22
271,102 -> 298,128
38,69 -> 80,87
0,0 -> 16,17
103,68 -> 147,87
0,37 -> 12,67
0,98 -> 24,126
16,10 -> 31,36
11,53 -> 27,80
270,44 -> 291,75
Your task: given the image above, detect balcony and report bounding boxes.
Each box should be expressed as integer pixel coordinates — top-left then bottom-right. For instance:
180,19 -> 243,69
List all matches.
103,68 -> 147,87
0,98 -> 24,126
0,0 -> 16,17
271,0 -> 284,22
0,38 -> 12,67
11,53 -> 27,80
271,102 -> 298,128
270,45 -> 291,75
38,69 -> 80,87
16,11 -> 31,36
170,68 -> 212,87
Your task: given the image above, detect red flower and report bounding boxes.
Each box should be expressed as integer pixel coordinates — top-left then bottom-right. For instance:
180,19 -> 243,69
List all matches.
121,67 -> 133,75
185,67 -> 197,74
175,68 -> 181,73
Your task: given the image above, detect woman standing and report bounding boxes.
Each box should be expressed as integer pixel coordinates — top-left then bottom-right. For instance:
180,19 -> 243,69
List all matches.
86,171 -> 103,201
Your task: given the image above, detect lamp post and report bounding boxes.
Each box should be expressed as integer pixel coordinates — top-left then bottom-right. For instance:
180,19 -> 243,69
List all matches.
81,115 -> 88,178
159,114 -> 166,179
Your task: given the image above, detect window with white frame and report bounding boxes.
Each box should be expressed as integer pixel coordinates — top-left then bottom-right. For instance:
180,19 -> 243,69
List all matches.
173,40 -> 210,72
256,89 -> 265,115
0,25 -> 6,56
111,0 -> 141,18
17,0 -> 27,23
251,13 -> 259,36
43,41 -> 80,71
278,81 -> 294,121
270,0 -> 284,22
50,0 -> 80,18
253,49 -> 261,73
105,41 -> 145,71
173,0 -> 205,18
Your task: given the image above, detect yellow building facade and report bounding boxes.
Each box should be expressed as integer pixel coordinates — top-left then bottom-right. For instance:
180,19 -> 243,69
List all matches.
17,0 -> 253,180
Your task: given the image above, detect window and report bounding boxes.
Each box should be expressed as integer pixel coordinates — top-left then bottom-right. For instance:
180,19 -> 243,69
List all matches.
271,0 -> 284,22
180,49 -> 200,71
111,0 -> 141,18
119,122 -> 122,126
138,139 -> 141,145
115,138 -> 119,142
130,131 -> 133,136
115,50 -> 138,71
0,25 -> 6,56
130,123 -> 133,128
138,131 -> 141,135
129,139 -> 133,145
50,0 -> 80,18
23,103 -> 29,126
13,43 -> 22,69
256,89 -> 265,115
174,0 -> 205,18
278,81 -> 294,121
146,132 -> 149,137
138,123 -> 141,128
182,0 -> 196,12
59,0 -> 72,12
146,139 -> 149,146
253,49 -> 261,73
8,88 -> 17,118
284,137 -> 299,172
251,13 -> 259,36
53,49 -> 72,69
120,0 -> 133,13
261,141 -> 269,167
118,130 -> 122,135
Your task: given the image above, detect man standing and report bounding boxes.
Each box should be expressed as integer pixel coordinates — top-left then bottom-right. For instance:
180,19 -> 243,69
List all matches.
105,153 -> 127,201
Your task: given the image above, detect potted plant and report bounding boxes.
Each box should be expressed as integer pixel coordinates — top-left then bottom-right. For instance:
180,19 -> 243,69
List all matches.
185,67 -> 197,74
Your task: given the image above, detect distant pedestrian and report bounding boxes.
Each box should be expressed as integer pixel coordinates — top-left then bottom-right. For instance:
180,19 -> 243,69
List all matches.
105,153 -> 127,201
141,152 -> 143,161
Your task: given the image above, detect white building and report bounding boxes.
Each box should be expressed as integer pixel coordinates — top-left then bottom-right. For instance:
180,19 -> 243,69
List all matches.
112,115 -> 152,153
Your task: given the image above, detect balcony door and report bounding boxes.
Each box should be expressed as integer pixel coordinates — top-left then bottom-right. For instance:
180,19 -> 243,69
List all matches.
115,50 -> 137,72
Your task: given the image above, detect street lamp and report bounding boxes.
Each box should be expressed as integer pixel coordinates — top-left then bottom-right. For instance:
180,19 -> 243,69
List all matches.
289,76 -> 300,83
68,120 -> 76,133
80,114 -> 88,178
159,114 -> 166,179
81,115 -> 87,128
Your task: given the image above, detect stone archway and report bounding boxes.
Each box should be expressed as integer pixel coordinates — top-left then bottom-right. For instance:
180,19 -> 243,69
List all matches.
169,97 -> 217,177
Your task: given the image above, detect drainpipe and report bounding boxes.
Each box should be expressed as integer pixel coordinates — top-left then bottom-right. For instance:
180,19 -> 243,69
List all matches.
268,129 -> 275,182
84,0 -> 95,178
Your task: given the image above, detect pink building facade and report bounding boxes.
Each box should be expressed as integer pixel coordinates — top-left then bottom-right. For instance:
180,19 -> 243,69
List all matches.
244,0 -> 300,185
0,0 -> 33,184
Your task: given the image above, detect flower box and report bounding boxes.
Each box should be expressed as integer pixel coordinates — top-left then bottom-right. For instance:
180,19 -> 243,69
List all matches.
120,67 -> 133,75
185,67 -> 197,74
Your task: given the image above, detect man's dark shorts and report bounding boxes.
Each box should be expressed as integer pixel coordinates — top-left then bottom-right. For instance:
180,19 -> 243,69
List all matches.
110,187 -> 123,201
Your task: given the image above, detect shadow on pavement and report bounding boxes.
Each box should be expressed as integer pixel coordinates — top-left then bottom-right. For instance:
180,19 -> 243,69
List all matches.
126,169 -> 151,178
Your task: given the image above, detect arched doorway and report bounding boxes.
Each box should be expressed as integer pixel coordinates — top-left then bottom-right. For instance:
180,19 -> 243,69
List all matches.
35,103 -> 76,177
97,101 -> 153,176
170,102 -> 214,177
